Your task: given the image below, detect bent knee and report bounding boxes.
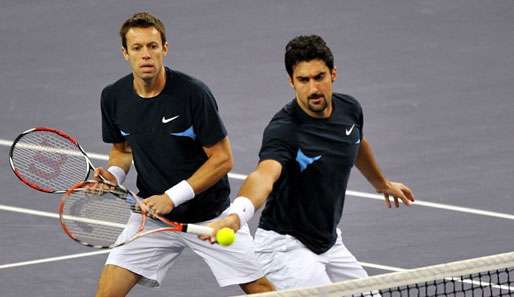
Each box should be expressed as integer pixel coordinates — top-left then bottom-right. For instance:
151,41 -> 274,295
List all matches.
95,265 -> 141,297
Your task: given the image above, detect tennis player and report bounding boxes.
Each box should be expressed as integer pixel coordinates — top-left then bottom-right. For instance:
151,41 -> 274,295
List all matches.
93,12 -> 273,296
204,35 -> 416,290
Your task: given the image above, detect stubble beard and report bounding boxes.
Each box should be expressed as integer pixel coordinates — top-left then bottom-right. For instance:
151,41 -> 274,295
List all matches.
308,97 -> 328,113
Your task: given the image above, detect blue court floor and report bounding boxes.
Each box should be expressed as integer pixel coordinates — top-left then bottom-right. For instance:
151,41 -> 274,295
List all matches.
1,1 -> 513,296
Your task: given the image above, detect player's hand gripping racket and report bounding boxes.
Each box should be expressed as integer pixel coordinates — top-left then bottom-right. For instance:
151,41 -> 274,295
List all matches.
59,180 -> 214,249
9,127 -> 108,194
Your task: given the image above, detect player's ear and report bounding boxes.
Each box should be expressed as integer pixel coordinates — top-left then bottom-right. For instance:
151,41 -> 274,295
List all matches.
331,66 -> 337,82
163,41 -> 169,56
121,47 -> 129,61
288,75 -> 294,89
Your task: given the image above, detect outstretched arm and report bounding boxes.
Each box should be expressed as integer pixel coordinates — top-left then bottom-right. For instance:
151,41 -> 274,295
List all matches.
355,137 -> 415,208
200,159 -> 282,241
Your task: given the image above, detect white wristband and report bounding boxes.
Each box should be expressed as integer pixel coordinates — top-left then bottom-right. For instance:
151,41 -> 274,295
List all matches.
165,180 -> 195,207
228,196 -> 255,226
107,166 -> 126,185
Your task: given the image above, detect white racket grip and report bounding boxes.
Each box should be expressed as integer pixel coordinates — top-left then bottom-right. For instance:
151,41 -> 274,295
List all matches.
186,224 -> 213,236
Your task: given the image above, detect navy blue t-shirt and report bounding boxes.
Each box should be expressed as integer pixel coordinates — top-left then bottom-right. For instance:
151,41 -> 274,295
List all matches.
258,93 -> 363,254
101,67 -> 230,223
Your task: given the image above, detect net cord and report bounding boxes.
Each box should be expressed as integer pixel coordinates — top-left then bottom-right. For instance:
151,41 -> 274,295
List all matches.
234,251 -> 514,297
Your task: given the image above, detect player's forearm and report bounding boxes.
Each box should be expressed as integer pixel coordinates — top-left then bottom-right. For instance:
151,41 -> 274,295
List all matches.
107,142 -> 133,173
162,155 -> 231,210
238,170 -> 275,210
187,151 -> 233,194
355,138 -> 389,191
222,169 -> 274,230
164,137 -> 233,208
225,160 -> 282,229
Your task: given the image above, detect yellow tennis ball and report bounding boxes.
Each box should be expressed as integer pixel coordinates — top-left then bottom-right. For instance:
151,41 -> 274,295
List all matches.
216,227 -> 235,246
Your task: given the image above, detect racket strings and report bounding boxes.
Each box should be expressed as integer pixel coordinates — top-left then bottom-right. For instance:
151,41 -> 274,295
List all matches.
12,131 -> 89,191
62,190 -> 134,247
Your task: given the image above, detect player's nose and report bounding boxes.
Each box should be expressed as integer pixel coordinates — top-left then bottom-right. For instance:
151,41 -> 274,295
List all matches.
141,47 -> 151,58
308,80 -> 319,93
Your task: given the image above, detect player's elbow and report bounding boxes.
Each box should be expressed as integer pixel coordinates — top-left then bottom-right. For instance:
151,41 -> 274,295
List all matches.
217,152 -> 234,175
224,155 -> 234,173
204,137 -> 233,175
250,170 -> 274,193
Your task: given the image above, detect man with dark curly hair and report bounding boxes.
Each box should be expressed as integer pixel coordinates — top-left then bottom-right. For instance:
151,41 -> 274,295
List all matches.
204,35 -> 415,290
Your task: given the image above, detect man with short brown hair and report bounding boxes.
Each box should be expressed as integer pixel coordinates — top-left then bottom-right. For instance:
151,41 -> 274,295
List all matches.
94,11 -> 273,297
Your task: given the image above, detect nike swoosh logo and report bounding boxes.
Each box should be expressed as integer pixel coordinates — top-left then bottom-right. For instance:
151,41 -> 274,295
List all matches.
346,124 -> 355,136
162,115 -> 180,124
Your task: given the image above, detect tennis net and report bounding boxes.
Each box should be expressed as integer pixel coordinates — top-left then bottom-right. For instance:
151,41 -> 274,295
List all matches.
233,251 -> 514,297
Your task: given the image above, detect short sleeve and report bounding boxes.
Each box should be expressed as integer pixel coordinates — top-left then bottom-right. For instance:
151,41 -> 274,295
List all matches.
101,87 -> 124,144
258,120 -> 295,166
190,83 -> 227,146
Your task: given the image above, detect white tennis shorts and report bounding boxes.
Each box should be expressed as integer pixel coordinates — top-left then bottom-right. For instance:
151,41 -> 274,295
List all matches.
254,227 -> 369,290
105,209 -> 264,287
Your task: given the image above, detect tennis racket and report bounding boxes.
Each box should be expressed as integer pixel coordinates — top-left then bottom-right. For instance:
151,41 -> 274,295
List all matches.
59,180 -> 214,249
9,127 -> 103,194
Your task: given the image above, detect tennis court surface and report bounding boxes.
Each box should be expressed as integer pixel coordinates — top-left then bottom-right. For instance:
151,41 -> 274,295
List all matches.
1,1 -> 513,296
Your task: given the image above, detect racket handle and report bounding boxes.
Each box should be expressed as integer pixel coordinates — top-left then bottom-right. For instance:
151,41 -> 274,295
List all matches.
185,224 -> 213,236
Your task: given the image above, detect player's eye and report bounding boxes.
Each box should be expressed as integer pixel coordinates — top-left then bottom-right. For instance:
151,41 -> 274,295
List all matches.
148,43 -> 160,50
314,73 -> 325,81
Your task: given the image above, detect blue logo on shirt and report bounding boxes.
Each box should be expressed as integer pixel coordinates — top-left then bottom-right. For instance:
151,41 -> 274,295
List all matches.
296,148 -> 321,172
120,130 -> 130,136
171,126 -> 197,140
